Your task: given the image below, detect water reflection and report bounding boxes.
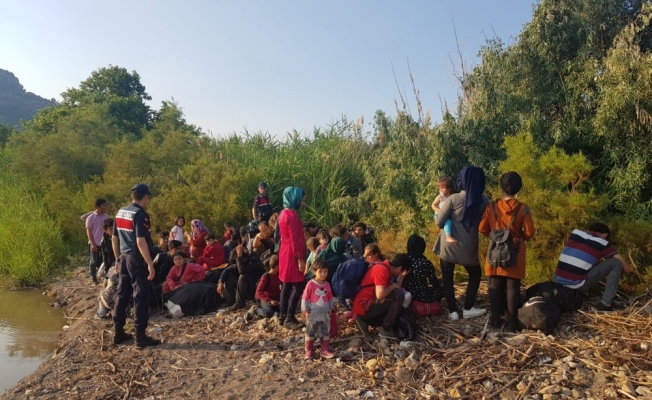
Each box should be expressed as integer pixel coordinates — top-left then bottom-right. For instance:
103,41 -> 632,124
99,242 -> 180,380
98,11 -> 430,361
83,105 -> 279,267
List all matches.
0,289 -> 64,392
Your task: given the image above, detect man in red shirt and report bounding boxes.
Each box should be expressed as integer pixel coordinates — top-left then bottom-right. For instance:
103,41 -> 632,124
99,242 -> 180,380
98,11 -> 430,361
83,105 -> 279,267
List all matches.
353,253 -> 411,339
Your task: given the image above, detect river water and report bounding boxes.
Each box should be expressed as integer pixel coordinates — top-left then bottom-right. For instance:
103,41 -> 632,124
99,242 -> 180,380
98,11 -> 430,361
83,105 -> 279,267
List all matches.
0,289 -> 64,393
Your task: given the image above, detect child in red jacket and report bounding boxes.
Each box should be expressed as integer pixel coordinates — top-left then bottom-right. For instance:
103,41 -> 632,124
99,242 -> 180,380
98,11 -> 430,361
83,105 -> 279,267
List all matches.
254,255 -> 281,318
163,251 -> 206,293
197,234 -> 226,270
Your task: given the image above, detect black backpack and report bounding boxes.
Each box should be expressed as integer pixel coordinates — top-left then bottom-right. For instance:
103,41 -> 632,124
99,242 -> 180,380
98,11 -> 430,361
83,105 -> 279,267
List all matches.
486,202 -> 522,268
518,297 -> 561,334
393,307 -> 417,341
525,282 -> 584,313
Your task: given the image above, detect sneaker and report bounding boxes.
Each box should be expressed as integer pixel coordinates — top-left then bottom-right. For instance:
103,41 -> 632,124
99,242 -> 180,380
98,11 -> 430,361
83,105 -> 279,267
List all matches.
378,326 -> 398,340
355,318 -> 370,336
136,334 -> 161,348
448,311 -> 460,321
462,307 -> 487,319
596,302 -> 625,312
92,277 -> 99,285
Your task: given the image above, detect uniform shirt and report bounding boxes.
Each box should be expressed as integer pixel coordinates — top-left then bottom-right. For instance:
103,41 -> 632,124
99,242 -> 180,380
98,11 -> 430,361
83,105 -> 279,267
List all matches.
253,194 -> 273,221
113,203 -> 153,260
554,230 -> 618,289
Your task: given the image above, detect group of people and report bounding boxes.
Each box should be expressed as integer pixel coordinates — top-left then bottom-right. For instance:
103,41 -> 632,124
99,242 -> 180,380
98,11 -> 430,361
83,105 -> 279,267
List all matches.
82,169 -> 633,352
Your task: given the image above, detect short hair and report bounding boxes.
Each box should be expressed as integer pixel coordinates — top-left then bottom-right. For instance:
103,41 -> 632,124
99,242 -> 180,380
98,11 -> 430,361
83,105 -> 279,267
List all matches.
317,229 -> 331,242
353,222 -> 367,231
438,176 -> 455,191
389,253 -> 412,272
588,223 -> 610,238
174,216 -> 185,224
312,258 -> 327,272
306,237 -> 320,251
239,227 -> 247,238
103,218 -> 114,230
95,199 -> 107,208
172,250 -> 187,259
158,231 -> 170,238
231,232 -> 241,242
269,254 -> 279,269
132,192 -> 147,201
304,222 -> 317,230
224,221 -> 234,228
364,243 -> 384,260
169,240 -> 183,250
206,233 -> 216,241
330,224 -> 347,238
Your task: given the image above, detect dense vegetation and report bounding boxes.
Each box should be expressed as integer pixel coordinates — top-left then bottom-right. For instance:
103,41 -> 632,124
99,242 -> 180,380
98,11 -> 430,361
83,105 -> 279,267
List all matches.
1,0 -> 652,287
0,68 -> 56,126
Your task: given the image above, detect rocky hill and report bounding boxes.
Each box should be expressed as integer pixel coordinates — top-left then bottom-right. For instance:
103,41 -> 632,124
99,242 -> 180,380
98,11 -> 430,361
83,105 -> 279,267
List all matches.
0,68 -> 55,126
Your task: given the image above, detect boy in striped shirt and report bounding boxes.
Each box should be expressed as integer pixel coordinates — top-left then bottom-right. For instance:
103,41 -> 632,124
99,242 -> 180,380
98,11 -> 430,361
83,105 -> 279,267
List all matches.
554,223 -> 631,311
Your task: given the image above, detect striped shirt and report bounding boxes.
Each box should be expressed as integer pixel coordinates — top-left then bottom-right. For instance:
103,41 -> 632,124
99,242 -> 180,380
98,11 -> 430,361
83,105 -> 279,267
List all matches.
554,230 -> 618,289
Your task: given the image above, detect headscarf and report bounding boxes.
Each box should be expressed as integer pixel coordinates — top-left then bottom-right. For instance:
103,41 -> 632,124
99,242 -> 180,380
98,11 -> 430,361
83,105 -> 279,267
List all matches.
282,186 -> 304,211
500,172 -> 523,196
407,234 -> 426,259
317,237 -> 348,267
191,219 -> 210,238
456,165 -> 486,232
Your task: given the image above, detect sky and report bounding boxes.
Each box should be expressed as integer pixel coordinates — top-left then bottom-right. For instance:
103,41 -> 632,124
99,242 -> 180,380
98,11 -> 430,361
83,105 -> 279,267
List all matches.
0,1 -> 536,138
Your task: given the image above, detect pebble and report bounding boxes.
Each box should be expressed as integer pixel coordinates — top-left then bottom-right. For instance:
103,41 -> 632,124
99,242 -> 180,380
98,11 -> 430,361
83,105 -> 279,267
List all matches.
62,325 -> 70,330
483,380 -> 494,390
562,355 -> 574,363
377,338 -> 389,350
258,341 -> 265,347
500,389 -> 517,400
538,385 -> 561,395
571,389 -> 583,398
374,371 -> 383,380
641,342 -> 650,351
348,338 -> 362,349
424,384 -> 437,394
363,391 -> 375,398
516,381 -> 527,392
230,345 -> 239,351
365,359 -> 378,371
636,386 -> 652,397
345,389 -> 361,396
539,356 -> 552,365
394,367 -> 410,382
567,361 -> 582,368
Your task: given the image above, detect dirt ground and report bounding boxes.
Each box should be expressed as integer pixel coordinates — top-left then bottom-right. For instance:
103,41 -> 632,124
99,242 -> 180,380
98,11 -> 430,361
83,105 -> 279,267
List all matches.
3,267 -> 652,400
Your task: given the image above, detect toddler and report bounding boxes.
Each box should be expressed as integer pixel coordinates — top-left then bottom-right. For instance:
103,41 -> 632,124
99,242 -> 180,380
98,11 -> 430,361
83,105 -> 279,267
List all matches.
254,255 -> 282,318
305,237 -> 320,281
431,176 -> 457,243
301,259 -> 335,359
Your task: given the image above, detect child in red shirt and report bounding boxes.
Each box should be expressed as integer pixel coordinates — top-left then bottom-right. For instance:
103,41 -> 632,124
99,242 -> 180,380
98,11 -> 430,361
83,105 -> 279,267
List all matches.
197,234 -> 226,270
254,255 -> 282,318
163,251 -> 206,293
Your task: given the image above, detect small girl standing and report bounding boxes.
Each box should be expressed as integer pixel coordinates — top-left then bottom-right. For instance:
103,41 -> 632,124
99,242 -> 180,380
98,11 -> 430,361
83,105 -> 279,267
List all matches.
305,237 -> 320,281
431,176 -> 457,243
171,216 -> 186,242
301,258 -> 335,359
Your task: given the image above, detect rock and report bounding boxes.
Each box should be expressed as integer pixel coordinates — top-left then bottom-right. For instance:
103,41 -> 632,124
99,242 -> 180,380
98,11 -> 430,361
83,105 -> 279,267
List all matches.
483,380 -> 494,390
621,379 -> 636,395
363,391 -> 375,398
348,338 -> 362,349
538,385 -> 561,395
506,334 -> 527,346
394,367 -> 411,382
500,389 -> 517,400
258,354 -> 273,364
539,356 -> 552,365
345,389 -> 362,396
449,388 -> 465,397
424,384 -> 437,394
562,355 -> 574,363
641,342 -> 650,351
561,388 -> 571,396
377,338 -> 389,350
230,345 -> 239,351
374,371 -> 383,380
405,352 -> 419,369
365,359 -> 378,371
571,389 -> 583,398
567,361 -> 582,368
399,341 -> 412,347
636,386 -> 652,397
24,390 -> 33,395
258,341 -> 266,347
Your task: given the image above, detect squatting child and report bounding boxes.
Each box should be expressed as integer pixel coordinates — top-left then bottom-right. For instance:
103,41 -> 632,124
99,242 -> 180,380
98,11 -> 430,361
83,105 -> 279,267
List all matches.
431,176 -> 457,243
301,258 -> 335,359
254,254 -> 282,318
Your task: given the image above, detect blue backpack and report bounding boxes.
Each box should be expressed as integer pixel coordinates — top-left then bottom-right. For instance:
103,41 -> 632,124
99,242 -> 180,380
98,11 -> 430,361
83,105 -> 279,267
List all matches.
331,258 -> 370,301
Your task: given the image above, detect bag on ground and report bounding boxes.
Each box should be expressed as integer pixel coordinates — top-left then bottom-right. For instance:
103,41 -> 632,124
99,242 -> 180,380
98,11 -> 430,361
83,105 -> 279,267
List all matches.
411,300 -> 442,317
517,296 -> 561,334
525,281 -> 584,312
393,307 -> 417,341
331,258 -> 369,301
487,202 -> 522,267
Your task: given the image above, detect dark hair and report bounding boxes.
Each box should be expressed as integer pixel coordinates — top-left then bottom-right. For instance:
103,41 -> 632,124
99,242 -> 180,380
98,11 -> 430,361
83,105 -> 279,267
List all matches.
389,253 -> 412,272
95,199 -> 107,208
330,224 -> 347,238
231,232 -> 241,242
206,233 -> 216,240
132,192 -> 147,201
588,223 -> 610,238
364,243 -> 384,260
175,216 -> 185,224
438,176 -> 455,191
169,240 -> 182,250
103,218 -> 114,230
306,237 -> 320,251
158,231 -> 170,238
312,258 -> 327,272
172,250 -> 187,259
224,221 -> 234,228
317,229 -> 331,242
499,171 -> 523,196
269,254 -> 279,269
353,222 -> 367,231
304,222 -> 317,230
239,227 -> 247,238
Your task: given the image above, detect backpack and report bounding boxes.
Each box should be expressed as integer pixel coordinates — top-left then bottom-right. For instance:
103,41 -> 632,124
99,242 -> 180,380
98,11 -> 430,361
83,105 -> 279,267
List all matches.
331,258 -> 370,301
517,296 -> 561,334
525,281 -> 584,313
487,202 -> 523,268
393,307 -> 417,341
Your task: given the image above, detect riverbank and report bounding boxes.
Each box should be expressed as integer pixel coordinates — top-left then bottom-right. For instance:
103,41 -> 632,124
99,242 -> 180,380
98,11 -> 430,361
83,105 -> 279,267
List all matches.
3,267 -> 652,400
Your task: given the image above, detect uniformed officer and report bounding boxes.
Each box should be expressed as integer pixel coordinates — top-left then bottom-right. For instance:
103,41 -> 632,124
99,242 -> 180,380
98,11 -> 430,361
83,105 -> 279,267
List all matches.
111,184 -> 161,348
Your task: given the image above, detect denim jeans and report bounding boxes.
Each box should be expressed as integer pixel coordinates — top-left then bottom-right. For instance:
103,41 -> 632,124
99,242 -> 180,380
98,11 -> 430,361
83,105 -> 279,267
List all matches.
579,258 -> 622,306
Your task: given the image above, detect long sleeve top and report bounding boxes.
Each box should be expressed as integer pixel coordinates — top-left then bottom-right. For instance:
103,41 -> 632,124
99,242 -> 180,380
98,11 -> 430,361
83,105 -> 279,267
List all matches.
301,279 -> 334,314
277,209 -> 306,283
100,233 -> 115,266
165,262 -> 206,292
255,272 -> 282,302
189,230 -> 208,259
201,242 -> 226,269
219,253 -> 265,283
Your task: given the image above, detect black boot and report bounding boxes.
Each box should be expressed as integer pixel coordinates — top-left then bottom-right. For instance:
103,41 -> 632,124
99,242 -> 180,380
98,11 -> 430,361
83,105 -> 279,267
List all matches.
135,329 -> 161,348
113,328 -> 133,345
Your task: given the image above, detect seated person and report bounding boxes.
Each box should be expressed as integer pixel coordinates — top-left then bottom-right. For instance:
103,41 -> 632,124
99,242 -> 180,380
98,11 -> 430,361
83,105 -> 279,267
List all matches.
151,231 -> 170,259
353,222 -> 376,248
404,234 -> 444,305
186,219 -> 210,260
554,223 -> 631,311
163,251 -> 206,294
221,221 -> 235,244
253,254 -> 282,318
330,224 -> 363,259
252,221 -> 274,256
218,245 -> 265,312
352,250 -> 410,339
223,231 -> 241,260
197,234 -> 226,270
95,262 -> 124,319
151,240 -> 183,308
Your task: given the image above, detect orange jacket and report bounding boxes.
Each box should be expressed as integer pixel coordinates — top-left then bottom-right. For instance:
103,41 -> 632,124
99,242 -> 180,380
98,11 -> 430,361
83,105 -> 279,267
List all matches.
479,198 -> 536,280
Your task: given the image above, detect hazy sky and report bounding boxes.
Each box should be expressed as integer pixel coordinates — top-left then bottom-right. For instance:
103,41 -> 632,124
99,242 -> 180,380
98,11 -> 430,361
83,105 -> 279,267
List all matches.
1,1 -> 535,137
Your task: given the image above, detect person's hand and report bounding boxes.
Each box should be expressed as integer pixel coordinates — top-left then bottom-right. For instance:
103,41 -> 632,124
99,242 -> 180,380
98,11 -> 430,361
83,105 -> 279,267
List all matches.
270,300 -> 279,306
298,258 -> 306,274
217,282 -> 224,296
236,245 -> 245,257
303,311 -> 309,320
114,260 -> 120,273
147,263 -> 155,281
396,270 -> 409,286
91,244 -> 99,252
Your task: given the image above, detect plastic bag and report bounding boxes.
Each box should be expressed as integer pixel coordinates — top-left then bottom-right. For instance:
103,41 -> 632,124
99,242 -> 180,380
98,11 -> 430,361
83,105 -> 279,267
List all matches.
166,300 -> 184,318
97,262 -> 106,278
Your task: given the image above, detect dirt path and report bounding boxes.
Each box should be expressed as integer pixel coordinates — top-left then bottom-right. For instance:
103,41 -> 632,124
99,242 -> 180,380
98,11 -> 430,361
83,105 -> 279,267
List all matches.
3,268 -> 652,400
